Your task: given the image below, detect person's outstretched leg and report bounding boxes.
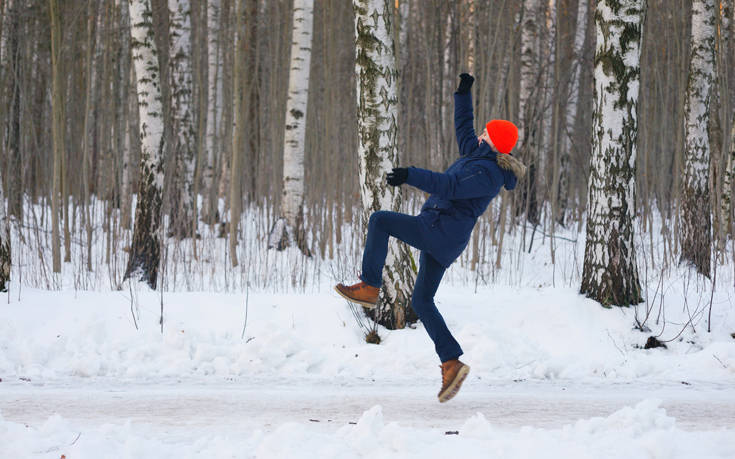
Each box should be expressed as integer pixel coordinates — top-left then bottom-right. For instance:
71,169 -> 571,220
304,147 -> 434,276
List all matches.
412,251 -> 461,361
412,251 -> 469,403
335,210 -> 428,307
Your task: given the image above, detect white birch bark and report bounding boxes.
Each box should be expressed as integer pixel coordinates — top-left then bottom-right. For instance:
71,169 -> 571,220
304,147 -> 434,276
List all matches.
125,0 -> 166,288
558,0 -> 588,224
0,172 -> 9,292
354,0 -> 415,330
117,0 -> 133,230
681,0 -> 716,276
580,0 -> 643,306
203,0 -> 221,223
268,0 -> 313,255
169,0 -> 196,237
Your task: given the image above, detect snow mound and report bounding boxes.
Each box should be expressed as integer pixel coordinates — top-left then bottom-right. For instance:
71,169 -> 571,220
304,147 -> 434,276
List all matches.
3,400 -> 733,458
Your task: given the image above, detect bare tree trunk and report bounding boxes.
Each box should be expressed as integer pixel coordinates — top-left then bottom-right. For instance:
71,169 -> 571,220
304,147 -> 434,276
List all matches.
169,0 -> 196,238
125,0 -> 166,288
558,0 -> 588,226
519,0 -> 540,225
6,0 -> 21,220
268,0 -> 313,256
82,0 -> 100,272
354,0 -> 415,330
540,0 -> 556,176
681,0 -> 716,277
464,0 -> 475,73
718,0 -> 734,244
49,0 -> 63,274
581,0 -> 644,307
123,63 -> 139,230
0,171 -> 9,292
0,0 -> 5,207
723,119 -> 735,238
191,0 -> 208,244
439,6 -> 453,170
218,0 -> 234,209
119,0 -> 133,230
0,0 -> 4,66
203,0 -> 222,224
229,0 -> 246,267
723,0 -> 735,243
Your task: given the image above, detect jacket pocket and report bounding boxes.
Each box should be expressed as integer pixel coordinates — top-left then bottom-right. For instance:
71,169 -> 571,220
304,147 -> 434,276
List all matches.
458,170 -> 482,182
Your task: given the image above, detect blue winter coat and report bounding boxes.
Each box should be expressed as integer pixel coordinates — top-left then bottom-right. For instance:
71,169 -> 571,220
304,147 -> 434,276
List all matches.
405,91 -> 517,268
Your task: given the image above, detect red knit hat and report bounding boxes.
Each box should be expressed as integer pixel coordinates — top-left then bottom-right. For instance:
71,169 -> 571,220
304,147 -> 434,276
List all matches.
485,119 -> 518,154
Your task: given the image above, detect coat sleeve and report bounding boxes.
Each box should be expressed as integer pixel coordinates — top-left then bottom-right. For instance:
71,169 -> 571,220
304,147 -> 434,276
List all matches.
405,165 -> 499,200
503,169 -> 517,190
454,92 -> 477,157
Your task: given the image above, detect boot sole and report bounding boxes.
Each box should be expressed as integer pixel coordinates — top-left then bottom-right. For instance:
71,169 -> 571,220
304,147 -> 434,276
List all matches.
438,364 -> 470,403
334,286 -> 377,309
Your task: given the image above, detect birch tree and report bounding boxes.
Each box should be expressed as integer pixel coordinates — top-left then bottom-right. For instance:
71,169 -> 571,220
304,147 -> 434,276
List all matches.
354,0 -> 415,329
169,0 -> 196,238
125,0 -> 166,288
268,0 -> 313,256
681,0 -> 716,276
118,0 -> 134,230
559,0 -> 589,225
201,0 -> 222,224
719,1 -> 734,243
0,172 -> 9,292
580,0 -> 643,307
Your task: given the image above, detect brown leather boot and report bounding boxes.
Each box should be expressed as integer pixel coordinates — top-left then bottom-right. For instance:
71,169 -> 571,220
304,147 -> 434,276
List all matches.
437,359 -> 470,403
334,281 -> 380,309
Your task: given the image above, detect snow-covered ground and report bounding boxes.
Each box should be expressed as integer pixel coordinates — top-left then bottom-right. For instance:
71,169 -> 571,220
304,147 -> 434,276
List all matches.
2,273 -> 734,457
3,384 -> 735,458
2,200 -> 735,457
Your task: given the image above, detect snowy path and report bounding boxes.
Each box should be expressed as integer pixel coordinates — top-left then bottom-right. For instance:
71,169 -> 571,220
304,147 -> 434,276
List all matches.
2,380 -> 734,432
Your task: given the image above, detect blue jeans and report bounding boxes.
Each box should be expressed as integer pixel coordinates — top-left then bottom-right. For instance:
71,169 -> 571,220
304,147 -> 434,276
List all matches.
359,211 -> 463,362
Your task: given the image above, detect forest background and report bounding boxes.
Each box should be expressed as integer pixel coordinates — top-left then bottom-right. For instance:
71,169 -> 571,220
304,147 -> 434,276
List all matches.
0,0 -> 733,325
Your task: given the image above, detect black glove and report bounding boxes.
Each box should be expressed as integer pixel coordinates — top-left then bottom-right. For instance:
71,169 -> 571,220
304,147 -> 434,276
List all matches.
456,73 -> 474,94
387,167 -> 408,186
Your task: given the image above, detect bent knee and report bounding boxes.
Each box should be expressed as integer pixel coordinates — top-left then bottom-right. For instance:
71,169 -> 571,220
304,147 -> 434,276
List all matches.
368,210 -> 390,228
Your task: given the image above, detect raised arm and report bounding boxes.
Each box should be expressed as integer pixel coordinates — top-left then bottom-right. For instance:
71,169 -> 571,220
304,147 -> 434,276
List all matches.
455,74 -> 477,157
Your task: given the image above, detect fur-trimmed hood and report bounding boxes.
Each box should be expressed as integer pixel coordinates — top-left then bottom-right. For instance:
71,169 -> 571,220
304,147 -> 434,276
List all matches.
497,153 -> 527,182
